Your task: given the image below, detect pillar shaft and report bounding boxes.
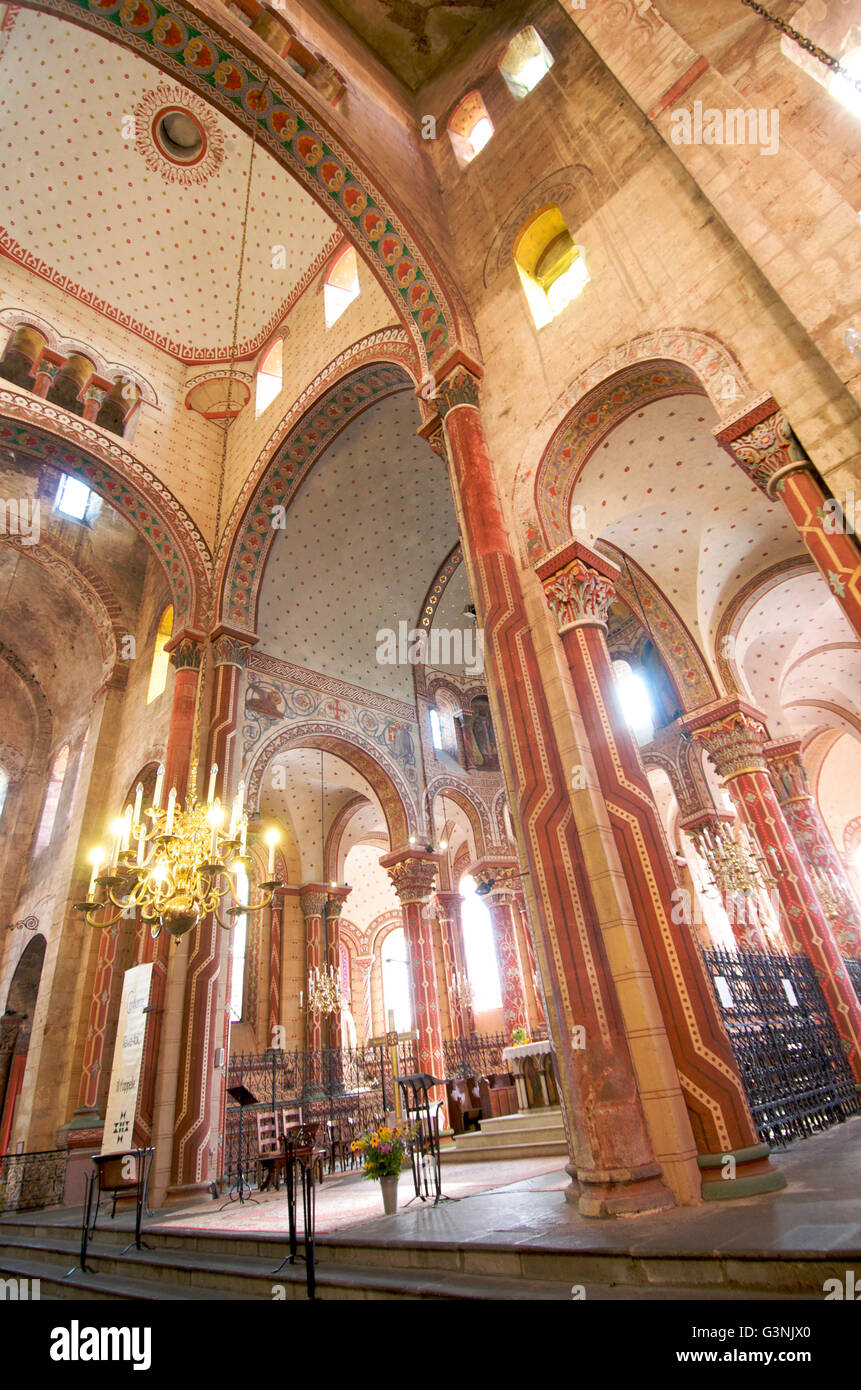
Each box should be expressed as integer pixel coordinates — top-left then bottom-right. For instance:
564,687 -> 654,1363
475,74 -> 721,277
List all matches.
537,541 -> 767,1176
300,886 -> 326,1052
686,700 -> 861,1080
434,370 -> 675,1215
765,738 -> 861,960
512,890 -> 546,1032
381,852 -> 447,1119
715,395 -> 861,640
269,888 -> 285,1043
435,891 -> 472,1039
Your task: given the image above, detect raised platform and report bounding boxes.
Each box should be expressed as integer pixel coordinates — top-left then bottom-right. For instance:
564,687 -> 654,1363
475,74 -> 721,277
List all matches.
1,1118 -> 859,1301
442,1107 -> 567,1163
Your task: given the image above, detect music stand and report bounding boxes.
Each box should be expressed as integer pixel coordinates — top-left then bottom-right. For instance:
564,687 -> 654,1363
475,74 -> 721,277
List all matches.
221,1084 -> 259,1207
396,1073 -> 451,1207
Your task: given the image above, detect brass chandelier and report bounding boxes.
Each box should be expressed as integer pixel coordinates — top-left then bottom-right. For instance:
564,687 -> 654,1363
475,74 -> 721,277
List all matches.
76,768 -> 282,939
694,819 -> 776,898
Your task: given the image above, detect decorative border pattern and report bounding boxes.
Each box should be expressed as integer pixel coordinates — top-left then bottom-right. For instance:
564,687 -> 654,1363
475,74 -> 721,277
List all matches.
220,358 -> 412,628
0,387 -> 211,623
133,82 -> 223,184
15,0 -> 465,372
246,650 -> 415,721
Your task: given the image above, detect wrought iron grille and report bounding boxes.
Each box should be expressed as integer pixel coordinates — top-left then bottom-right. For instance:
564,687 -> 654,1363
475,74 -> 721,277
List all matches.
443,1033 -> 509,1079
0,1149 -> 68,1212
702,948 -> 859,1148
845,957 -> 861,1005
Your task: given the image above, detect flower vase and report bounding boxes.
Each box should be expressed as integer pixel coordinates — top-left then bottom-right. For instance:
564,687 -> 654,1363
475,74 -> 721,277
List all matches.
380,1173 -> 399,1215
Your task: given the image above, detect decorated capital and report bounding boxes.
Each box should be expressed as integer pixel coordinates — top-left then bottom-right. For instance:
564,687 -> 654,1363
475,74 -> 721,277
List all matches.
535,539 -> 618,632
683,699 -> 770,781
714,393 -> 810,498
434,362 -> 480,419
165,628 -> 206,672
379,849 -> 439,904
210,623 -> 258,669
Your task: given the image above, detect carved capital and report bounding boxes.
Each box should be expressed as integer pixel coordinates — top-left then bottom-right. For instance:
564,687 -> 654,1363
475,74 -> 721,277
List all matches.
380,849 -> 438,904
417,413 -> 446,460
165,629 -> 206,672
683,700 -> 769,780
325,884 -> 351,920
210,623 -> 258,669
299,884 -> 326,920
435,366 -> 479,419
535,542 -> 617,632
763,738 -> 811,805
714,393 -> 810,497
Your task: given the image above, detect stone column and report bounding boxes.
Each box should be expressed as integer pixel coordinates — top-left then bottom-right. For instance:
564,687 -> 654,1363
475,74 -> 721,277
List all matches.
474,859 -> 530,1038
435,890 -> 473,1038
685,699 -> 861,1080
268,886 -> 285,1044
512,889 -> 546,1032
430,366 -> 676,1216
81,375 -> 111,423
168,627 -> 254,1200
537,540 -> 779,1195
356,954 -> 376,1044
380,849 -> 447,1120
764,737 -> 861,961
715,395 -> 861,641
31,348 -> 64,398
300,884 -> 326,1052
136,629 -> 205,1149
324,885 -> 350,1053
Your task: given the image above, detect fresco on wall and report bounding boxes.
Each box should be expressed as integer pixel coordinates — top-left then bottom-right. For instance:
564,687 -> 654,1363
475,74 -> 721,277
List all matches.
462,694 -> 499,772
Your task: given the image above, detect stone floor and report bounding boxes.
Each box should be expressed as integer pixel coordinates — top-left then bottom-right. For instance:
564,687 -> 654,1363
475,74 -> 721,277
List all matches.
152,1115 -> 861,1259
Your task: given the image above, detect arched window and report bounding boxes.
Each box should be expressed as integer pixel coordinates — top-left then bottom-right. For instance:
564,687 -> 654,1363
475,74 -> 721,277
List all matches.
514,205 -> 589,329
324,246 -> 360,328
499,26 -> 553,99
0,766 -> 8,820
35,744 -> 69,854
447,91 -> 494,167
146,606 -> 173,705
612,658 -> 655,746
459,874 -> 502,1010
55,473 -> 96,523
255,337 -> 283,417
381,926 -> 412,1032
429,708 -> 444,750
228,863 -> 249,1023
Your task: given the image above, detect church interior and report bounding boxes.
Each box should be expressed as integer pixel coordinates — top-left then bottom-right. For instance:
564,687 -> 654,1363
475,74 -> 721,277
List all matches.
1,0 -> 861,1316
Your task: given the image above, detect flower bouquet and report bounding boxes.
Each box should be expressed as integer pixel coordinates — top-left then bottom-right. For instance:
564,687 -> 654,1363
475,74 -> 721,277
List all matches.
351,1123 -> 413,1213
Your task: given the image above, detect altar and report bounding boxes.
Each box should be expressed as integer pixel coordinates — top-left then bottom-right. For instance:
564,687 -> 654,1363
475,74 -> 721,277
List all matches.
501,1039 -> 559,1111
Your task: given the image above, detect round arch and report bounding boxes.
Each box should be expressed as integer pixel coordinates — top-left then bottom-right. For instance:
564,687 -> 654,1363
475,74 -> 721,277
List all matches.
15,0 -> 476,377
0,396 -> 210,627
246,723 -> 418,846
427,778 -> 490,862
218,354 -> 417,631
515,332 -> 754,564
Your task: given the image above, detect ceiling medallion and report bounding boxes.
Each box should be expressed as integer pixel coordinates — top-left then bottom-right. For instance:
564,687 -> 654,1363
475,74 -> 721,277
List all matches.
133,84 -> 227,186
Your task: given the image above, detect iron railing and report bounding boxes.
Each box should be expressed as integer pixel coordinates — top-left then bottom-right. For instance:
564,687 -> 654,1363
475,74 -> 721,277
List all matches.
702,947 -> 859,1148
443,1033 -> 509,1079
0,1148 -> 67,1212
846,957 -> 861,1005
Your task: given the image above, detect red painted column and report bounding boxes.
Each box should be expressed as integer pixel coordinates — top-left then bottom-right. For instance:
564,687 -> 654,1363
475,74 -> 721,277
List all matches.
432,366 -> 673,1216
81,375 -> 111,423
473,859 -> 530,1037
435,890 -> 473,1039
31,348 -> 64,398
268,887 -> 285,1043
136,630 -> 205,1144
715,395 -> 861,641
169,627 -> 254,1198
537,541 -> 777,1194
765,738 -> 861,961
685,699 -> 861,1081
300,886 -> 325,1052
512,889 -> 547,1032
381,850 -> 448,1122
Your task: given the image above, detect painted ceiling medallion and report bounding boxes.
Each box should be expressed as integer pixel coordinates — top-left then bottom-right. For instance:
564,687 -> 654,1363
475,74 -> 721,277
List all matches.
133,83 -> 225,186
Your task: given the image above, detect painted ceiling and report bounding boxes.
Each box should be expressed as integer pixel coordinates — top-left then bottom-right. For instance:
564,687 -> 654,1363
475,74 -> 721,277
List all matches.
569,396 -> 804,669
319,0 -> 523,92
425,560 -> 479,675
735,569 -> 861,742
257,388 -> 459,700
259,745 -> 384,882
0,10 -> 339,357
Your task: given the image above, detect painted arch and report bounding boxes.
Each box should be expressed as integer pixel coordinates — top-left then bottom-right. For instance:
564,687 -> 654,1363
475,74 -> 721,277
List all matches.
15,0 -> 475,376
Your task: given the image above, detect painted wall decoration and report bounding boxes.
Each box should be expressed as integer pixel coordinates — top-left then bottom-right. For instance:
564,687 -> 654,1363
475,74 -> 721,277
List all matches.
461,694 -> 499,772
243,650 -> 421,799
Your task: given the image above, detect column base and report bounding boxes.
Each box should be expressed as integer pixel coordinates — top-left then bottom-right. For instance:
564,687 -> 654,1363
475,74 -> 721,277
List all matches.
162,1180 -> 217,1209
564,1159 -> 676,1218
698,1143 -> 787,1200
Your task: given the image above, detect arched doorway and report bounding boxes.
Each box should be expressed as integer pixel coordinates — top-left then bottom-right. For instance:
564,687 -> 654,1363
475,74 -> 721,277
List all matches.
0,934 -> 47,1154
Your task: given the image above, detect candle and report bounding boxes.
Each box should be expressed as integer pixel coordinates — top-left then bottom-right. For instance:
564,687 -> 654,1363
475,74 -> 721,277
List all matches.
299,991 -> 304,1010
136,826 -> 146,866
132,781 -> 143,829
121,804 -> 133,853
109,818 -> 124,869
165,787 -> 176,836
229,797 -> 239,840
210,820 -> 219,862
236,780 -> 245,815
152,764 -> 165,811
88,849 -> 103,900
207,763 -> 218,805
239,816 -> 247,854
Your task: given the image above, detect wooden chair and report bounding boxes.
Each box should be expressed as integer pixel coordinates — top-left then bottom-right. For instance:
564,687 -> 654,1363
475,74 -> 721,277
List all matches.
255,1110 -> 285,1191
446,1077 -> 482,1134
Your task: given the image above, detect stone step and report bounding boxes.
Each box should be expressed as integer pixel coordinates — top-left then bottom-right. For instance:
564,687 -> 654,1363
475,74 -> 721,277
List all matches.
441,1139 -> 567,1162
4,1210 -> 855,1299
478,1107 -> 564,1132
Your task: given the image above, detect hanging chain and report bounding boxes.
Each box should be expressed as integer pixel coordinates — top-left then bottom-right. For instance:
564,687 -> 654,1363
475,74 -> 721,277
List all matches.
740,0 -> 861,96
188,92 -> 269,800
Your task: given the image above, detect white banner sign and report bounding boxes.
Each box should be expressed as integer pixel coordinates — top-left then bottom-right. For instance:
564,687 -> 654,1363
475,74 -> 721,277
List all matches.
101,962 -> 153,1153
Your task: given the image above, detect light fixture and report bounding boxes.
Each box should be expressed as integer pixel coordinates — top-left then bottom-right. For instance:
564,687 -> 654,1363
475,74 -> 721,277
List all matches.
690,818 -> 776,899
76,769 -> 282,938
449,968 -> 473,1014
305,752 -> 343,1018
77,106 -> 279,942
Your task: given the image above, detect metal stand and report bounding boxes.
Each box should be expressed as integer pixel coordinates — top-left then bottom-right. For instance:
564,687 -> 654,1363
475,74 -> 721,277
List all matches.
272,1124 -> 319,1299
221,1084 -> 260,1207
65,1167 -> 97,1277
396,1073 -> 452,1207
